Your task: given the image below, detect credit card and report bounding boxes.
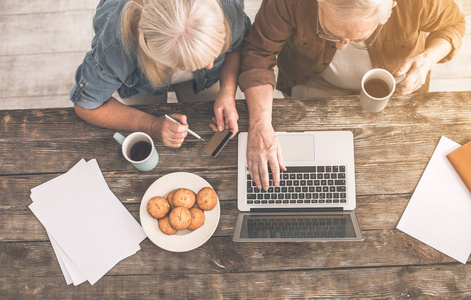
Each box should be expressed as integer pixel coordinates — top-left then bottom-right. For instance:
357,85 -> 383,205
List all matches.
203,129 -> 232,157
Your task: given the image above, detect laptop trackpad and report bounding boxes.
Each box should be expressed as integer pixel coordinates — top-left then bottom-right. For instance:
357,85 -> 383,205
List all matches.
278,134 -> 315,162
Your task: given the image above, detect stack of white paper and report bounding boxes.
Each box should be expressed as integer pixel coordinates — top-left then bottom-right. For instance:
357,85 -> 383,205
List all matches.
29,159 -> 147,285
397,136 -> 471,264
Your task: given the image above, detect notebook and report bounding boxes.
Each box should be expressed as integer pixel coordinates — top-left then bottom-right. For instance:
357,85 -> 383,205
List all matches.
233,131 -> 363,242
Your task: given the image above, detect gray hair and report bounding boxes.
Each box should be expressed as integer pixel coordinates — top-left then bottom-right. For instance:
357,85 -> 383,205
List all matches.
317,0 -> 394,24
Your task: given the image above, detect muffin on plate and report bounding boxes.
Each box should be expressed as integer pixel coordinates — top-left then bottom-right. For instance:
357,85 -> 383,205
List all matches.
196,187 -> 218,211
172,188 -> 196,209
147,196 -> 171,219
158,216 -> 177,235
188,207 -> 205,230
169,207 -> 192,230
167,189 -> 177,209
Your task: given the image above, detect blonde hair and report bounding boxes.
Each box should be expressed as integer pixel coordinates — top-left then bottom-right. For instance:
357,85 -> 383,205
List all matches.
318,0 -> 393,24
121,0 -> 231,88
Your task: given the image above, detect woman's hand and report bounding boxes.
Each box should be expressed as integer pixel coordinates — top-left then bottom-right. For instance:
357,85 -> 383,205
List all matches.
151,114 -> 188,148
210,90 -> 239,138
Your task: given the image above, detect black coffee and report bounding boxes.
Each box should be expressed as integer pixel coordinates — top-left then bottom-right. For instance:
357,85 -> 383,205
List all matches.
130,141 -> 152,161
364,78 -> 390,98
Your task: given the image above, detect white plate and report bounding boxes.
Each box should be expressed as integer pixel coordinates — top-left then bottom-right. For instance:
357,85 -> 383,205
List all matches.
139,172 -> 220,252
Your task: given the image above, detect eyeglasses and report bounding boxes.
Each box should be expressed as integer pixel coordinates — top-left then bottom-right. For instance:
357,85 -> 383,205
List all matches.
315,6 -> 383,50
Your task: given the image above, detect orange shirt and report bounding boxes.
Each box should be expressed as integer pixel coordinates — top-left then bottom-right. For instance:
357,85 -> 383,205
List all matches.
239,0 -> 466,96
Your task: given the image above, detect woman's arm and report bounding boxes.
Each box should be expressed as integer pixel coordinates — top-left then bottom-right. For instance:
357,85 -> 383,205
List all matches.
74,98 -> 189,148
210,51 -> 241,137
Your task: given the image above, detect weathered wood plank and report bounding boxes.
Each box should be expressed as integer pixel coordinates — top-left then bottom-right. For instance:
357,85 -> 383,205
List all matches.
0,53 -> 84,98
0,96 -> 73,110
0,0 -> 98,15
429,78 -> 471,92
1,169 -> 411,211
1,264 -> 470,299
0,11 -> 94,56
2,92 -> 470,140
0,230 -> 467,279
431,37 -> 471,79
1,118 -> 470,179
0,192 -> 410,242
0,134 -> 460,194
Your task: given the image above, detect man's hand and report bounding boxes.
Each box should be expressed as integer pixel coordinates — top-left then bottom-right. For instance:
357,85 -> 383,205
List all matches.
247,122 -> 286,191
394,53 -> 433,95
395,38 -> 453,95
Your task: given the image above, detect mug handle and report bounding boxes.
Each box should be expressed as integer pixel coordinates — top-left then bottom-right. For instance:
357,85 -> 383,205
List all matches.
113,132 -> 125,145
394,74 -> 406,85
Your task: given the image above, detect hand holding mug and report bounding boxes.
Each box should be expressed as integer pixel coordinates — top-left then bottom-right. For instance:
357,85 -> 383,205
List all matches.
360,68 -> 406,113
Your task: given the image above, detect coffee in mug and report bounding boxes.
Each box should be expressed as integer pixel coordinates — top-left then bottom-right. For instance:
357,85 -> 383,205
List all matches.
363,78 -> 390,99
360,69 -> 405,113
113,132 -> 159,171
130,141 -> 152,161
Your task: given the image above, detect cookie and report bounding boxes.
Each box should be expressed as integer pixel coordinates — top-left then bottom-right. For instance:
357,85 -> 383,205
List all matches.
147,196 -> 170,219
167,189 -> 177,209
172,188 -> 196,209
168,207 -> 192,230
196,187 -> 218,211
188,207 -> 205,230
158,216 -> 177,235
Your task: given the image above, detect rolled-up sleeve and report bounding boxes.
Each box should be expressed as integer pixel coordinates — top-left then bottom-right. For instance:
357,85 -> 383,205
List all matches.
238,0 -> 295,92
420,0 -> 466,63
70,52 -> 122,109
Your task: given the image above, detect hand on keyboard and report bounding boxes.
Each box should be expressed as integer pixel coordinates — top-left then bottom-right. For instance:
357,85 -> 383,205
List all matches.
246,125 -> 287,190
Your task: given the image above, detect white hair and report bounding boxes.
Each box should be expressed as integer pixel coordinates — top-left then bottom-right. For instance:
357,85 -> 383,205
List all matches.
121,0 -> 231,87
317,0 -> 393,24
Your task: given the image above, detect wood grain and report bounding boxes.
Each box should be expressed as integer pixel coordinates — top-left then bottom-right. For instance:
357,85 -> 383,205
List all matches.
0,0 -> 97,15
1,74 -> 470,297
0,193 -> 410,241
0,11 -> 94,56
1,264 -> 470,299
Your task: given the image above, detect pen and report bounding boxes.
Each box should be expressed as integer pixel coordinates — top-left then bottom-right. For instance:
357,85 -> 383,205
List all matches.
164,114 -> 204,141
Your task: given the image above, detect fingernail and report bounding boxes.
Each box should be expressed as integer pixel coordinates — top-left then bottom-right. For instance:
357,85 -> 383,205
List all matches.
218,125 -> 223,131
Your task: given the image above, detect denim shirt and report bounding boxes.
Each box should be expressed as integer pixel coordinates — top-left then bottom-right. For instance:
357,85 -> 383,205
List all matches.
70,0 -> 251,109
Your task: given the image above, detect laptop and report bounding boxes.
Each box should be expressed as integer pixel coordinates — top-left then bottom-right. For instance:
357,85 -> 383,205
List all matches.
233,131 -> 363,242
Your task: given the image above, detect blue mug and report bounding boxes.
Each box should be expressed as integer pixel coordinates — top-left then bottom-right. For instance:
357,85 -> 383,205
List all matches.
113,132 -> 159,171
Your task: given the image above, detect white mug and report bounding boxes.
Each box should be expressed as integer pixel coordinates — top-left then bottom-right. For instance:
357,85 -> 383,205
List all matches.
113,132 -> 159,171
360,68 -> 406,113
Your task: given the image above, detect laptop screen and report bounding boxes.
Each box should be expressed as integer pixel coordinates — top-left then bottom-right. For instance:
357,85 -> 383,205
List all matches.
233,211 -> 363,242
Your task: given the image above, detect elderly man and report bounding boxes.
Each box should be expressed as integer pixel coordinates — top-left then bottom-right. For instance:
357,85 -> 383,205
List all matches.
238,0 -> 466,191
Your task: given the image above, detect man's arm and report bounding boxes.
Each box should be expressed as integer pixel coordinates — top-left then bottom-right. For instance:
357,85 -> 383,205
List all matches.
245,84 -> 286,191
74,98 -> 189,148
238,0 -> 295,190
395,0 -> 465,94
395,38 -> 452,95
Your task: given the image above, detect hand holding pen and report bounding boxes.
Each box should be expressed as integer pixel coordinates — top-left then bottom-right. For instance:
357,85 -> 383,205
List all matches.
164,114 -> 204,141
151,114 -> 194,148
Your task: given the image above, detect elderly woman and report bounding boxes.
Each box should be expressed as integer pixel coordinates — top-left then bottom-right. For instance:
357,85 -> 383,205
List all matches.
238,0 -> 466,190
71,0 -> 250,147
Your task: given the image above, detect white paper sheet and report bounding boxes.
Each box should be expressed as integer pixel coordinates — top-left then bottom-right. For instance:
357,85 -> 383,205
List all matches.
31,160 -> 89,285
30,159 -> 146,285
397,136 -> 471,264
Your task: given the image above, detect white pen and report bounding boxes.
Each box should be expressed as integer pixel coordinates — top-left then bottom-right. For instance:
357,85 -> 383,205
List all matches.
164,114 -> 204,141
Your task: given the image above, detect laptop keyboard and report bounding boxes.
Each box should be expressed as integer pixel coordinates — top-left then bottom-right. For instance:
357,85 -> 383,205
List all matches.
247,217 -> 347,238
246,166 -> 347,205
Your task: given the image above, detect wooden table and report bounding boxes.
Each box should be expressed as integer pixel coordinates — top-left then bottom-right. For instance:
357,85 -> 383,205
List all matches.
1,91 -> 471,299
